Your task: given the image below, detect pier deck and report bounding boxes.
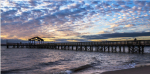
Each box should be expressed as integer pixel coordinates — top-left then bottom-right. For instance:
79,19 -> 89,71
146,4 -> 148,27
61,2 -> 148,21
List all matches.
6,40 -> 150,54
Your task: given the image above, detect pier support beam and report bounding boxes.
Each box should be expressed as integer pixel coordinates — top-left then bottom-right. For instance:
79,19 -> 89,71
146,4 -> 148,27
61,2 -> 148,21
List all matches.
85,46 -> 87,51
128,46 -> 131,53
72,46 -> 74,50
76,46 -> 78,51
119,46 -> 121,53
7,44 -> 9,48
17,43 -> 19,48
108,46 -> 110,52
142,46 -> 144,54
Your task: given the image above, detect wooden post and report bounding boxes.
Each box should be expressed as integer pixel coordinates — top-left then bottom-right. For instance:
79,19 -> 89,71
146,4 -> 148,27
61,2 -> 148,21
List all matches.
64,45 -> 66,50
85,46 -> 87,51
128,46 -> 130,53
76,46 -> 78,51
95,46 -> 98,52
72,46 -> 73,50
142,46 -> 144,54
17,43 -> 19,48
108,46 -> 110,52
119,46 -> 121,53
90,46 -> 92,52
6,40 -> 9,48
68,46 -> 70,50
115,46 -> 117,53
92,46 -> 94,52
80,46 -> 82,51
138,46 -> 140,54
54,44 -> 56,49
132,46 -> 135,54
111,46 -> 113,53
7,43 -> 9,48
104,46 -> 105,52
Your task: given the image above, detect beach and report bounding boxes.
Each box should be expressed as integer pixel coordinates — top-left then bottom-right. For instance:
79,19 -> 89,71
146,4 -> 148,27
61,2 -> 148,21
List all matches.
101,66 -> 150,74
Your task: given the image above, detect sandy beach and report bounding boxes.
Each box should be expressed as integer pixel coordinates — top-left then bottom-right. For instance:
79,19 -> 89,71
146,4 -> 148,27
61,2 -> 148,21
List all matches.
101,66 -> 150,74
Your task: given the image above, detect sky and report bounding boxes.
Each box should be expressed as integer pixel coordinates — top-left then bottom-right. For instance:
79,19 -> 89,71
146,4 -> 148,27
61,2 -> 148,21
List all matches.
1,0 -> 150,43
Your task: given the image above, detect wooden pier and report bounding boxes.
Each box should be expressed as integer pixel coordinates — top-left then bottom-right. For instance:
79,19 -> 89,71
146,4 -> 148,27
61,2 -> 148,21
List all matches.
6,40 -> 150,54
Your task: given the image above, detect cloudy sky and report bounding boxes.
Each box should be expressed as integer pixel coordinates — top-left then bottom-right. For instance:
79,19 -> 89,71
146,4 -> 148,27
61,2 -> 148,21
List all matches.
1,0 -> 150,43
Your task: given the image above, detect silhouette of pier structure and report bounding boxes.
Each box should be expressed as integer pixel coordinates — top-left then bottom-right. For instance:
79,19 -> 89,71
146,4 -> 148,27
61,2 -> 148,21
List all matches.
6,37 -> 150,54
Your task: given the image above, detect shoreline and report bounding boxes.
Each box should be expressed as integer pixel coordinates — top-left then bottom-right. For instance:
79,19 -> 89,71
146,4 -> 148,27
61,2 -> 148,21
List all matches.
101,66 -> 150,74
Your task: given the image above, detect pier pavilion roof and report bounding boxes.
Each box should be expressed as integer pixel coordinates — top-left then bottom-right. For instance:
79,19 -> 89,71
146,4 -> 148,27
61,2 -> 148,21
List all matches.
28,36 -> 44,41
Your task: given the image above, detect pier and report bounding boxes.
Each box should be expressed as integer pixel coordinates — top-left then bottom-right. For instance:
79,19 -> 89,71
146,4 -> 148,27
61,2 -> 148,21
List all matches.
6,37 -> 150,54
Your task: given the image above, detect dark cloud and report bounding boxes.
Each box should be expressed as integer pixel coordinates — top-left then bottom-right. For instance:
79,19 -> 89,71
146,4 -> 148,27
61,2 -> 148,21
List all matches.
32,9 -> 42,13
1,39 -> 28,44
46,4 -> 55,7
81,32 -> 150,39
22,11 -> 31,16
1,10 -> 17,17
112,4 -> 120,7
53,9 -> 71,16
15,3 -> 30,8
92,1 -> 100,4
53,7 -> 86,17
134,1 -> 146,6
101,2 -> 110,8
29,1 -> 38,6
69,3 -> 82,9
84,5 -> 93,10
117,1 -> 126,5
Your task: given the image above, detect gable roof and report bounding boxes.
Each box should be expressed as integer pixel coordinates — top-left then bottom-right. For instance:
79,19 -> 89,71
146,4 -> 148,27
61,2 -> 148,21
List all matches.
28,36 -> 44,41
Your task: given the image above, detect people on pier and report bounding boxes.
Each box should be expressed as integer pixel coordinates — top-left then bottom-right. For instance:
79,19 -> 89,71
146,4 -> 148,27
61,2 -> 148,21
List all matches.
134,38 -> 137,41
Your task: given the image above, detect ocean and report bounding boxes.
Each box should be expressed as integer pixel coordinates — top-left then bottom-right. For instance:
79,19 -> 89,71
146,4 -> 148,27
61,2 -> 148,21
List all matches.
1,46 -> 150,74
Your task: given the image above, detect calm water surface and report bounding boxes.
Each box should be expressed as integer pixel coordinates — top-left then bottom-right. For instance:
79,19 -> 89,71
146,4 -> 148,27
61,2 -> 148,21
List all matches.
1,46 -> 150,74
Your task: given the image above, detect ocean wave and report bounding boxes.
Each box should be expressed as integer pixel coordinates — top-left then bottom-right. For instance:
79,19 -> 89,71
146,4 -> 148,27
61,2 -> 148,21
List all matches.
38,61 -> 61,66
59,63 -> 96,74
1,67 -> 34,74
135,63 -> 150,68
38,59 -> 71,66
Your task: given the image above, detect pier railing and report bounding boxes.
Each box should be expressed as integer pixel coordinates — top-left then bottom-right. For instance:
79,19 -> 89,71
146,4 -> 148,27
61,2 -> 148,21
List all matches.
54,40 -> 150,46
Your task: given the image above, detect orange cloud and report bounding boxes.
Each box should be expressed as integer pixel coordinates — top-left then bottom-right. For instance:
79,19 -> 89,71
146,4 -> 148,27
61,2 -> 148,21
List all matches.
125,24 -> 134,27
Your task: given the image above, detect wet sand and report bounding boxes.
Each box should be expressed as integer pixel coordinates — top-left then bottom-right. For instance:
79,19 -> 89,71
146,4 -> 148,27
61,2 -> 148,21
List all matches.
101,66 -> 150,74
